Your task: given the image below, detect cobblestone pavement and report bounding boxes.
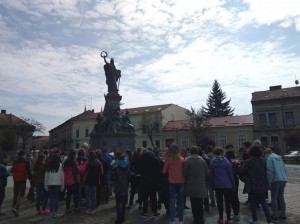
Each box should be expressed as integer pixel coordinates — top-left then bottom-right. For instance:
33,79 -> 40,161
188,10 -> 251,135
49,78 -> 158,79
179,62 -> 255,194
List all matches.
1,165 -> 299,224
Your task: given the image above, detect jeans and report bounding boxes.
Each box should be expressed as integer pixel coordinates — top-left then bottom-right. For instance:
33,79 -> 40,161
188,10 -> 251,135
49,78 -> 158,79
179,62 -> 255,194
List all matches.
36,183 -> 48,211
169,183 -> 184,222
215,188 -> 232,221
48,185 -> 61,212
85,185 -> 97,210
249,192 -> 271,222
271,181 -> 286,217
66,183 -> 79,210
13,182 -> 26,209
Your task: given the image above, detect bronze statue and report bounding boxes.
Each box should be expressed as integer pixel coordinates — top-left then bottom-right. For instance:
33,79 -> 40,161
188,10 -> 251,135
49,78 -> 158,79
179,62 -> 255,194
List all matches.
101,51 -> 121,92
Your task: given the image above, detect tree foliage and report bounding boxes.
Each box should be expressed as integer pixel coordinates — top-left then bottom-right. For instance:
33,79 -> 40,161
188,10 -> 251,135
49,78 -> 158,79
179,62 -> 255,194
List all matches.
186,106 -> 215,149
139,112 -> 161,147
284,129 -> 300,150
203,79 -> 234,117
17,116 -> 46,151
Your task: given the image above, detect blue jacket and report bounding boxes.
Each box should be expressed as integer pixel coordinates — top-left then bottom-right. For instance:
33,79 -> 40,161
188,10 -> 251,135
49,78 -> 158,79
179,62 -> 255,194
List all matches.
266,153 -> 288,186
209,156 -> 235,190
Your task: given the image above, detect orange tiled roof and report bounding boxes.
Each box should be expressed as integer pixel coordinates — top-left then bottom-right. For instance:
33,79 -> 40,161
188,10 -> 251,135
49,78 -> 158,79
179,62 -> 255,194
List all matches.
162,114 -> 253,131
252,86 -> 300,102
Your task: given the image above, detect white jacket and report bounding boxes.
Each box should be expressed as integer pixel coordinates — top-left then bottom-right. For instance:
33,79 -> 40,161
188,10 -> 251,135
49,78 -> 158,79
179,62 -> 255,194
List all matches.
44,164 -> 64,191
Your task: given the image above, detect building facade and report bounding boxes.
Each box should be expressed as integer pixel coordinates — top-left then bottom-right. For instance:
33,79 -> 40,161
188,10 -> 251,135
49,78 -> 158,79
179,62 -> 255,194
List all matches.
49,104 -> 189,151
0,109 -> 35,154
251,85 -> 300,154
163,114 -> 254,152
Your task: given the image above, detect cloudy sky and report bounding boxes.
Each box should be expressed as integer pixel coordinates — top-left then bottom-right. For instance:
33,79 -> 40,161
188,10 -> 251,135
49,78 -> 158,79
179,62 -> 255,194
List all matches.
1,0 -> 300,133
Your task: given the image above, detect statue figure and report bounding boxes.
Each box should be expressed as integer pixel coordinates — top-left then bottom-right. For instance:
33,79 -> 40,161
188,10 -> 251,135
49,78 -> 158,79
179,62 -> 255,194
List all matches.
101,51 -> 121,92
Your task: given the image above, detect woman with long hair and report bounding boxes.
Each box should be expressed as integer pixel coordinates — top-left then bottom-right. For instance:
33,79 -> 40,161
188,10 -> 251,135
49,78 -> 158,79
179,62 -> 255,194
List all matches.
44,154 -> 64,218
34,153 -> 49,215
63,149 -> 80,214
162,145 -> 185,224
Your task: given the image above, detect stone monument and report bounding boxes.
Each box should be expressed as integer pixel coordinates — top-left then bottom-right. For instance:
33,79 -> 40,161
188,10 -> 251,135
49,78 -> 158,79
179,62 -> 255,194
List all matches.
89,51 -> 136,152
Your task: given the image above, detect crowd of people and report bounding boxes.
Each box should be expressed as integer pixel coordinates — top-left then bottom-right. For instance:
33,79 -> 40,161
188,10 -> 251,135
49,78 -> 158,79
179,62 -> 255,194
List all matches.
0,140 -> 288,224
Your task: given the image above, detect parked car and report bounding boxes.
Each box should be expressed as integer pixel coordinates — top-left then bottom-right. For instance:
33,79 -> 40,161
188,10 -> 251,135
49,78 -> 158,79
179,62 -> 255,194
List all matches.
282,151 -> 300,161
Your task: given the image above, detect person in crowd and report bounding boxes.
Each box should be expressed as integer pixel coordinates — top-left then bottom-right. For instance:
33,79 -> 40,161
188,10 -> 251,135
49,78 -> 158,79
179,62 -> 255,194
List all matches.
139,148 -> 161,218
95,149 -> 106,206
239,145 -> 272,224
27,151 -> 38,203
210,147 -> 235,224
102,149 -> 113,203
158,148 -> 170,216
63,149 -> 80,214
183,146 -> 208,224
264,148 -> 288,222
127,148 -> 142,209
81,151 -> 101,215
0,153 -> 9,216
162,145 -> 185,224
240,141 -> 251,206
205,145 -> 216,208
11,150 -> 33,217
44,154 -> 64,218
225,150 -> 241,221
77,148 -> 88,207
198,148 -> 211,212
112,152 -> 130,224
33,153 -> 49,215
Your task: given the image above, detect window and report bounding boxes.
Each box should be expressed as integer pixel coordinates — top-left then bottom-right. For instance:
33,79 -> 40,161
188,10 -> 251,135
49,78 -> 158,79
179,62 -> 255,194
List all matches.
219,135 -> 227,148
259,114 -> 267,127
238,135 -> 246,149
85,129 -> 89,137
142,140 -> 147,148
182,137 -> 189,149
75,143 -> 79,149
260,136 -> 268,147
155,140 -> 160,148
285,111 -> 294,126
270,136 -> 279,147
268,113 -> 277,127
76,129 -> 79,138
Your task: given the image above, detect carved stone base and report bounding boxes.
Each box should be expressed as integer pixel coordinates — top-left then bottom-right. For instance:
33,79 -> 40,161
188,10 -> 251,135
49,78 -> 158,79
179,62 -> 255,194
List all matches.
90,132 -> 135,152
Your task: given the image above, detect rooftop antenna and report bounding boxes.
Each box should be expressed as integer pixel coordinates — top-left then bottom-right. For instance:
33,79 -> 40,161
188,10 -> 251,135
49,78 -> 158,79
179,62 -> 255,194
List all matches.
295,74 -> 299,86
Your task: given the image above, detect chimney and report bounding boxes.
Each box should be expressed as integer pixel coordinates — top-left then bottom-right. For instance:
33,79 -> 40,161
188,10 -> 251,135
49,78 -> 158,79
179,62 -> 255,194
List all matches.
269,85 -> 282,90
1,109 -> 6,114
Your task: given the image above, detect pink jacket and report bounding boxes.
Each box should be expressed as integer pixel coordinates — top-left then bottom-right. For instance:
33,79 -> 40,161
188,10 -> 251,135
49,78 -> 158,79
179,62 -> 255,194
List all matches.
162,156 -> 185,184
64,163 -> 80,186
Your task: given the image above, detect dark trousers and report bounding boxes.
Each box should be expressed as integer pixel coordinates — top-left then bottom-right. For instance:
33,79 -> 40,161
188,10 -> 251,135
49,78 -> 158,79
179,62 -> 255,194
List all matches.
141,186 -> 157,214
66,183 -> 79,210
36,183 -> 48,211
230,189 -> 240,215
190,197 -> 204,224
13,182 -> 26,209
97,184 -> 105,205
0,187 -> 5,211
215,188 -> 231,221
115,193 -> 127,223
249,192 -> 271,222
128,176 -> 140,205
27,179 -> 35,200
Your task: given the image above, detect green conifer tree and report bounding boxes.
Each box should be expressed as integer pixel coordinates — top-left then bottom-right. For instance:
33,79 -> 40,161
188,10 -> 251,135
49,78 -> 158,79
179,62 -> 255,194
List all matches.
203,79 -> 234,117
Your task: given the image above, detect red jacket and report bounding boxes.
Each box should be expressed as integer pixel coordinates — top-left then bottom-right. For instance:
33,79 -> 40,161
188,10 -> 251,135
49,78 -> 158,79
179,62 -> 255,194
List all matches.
12,158 -> 32,182
64,163 -> 80,186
